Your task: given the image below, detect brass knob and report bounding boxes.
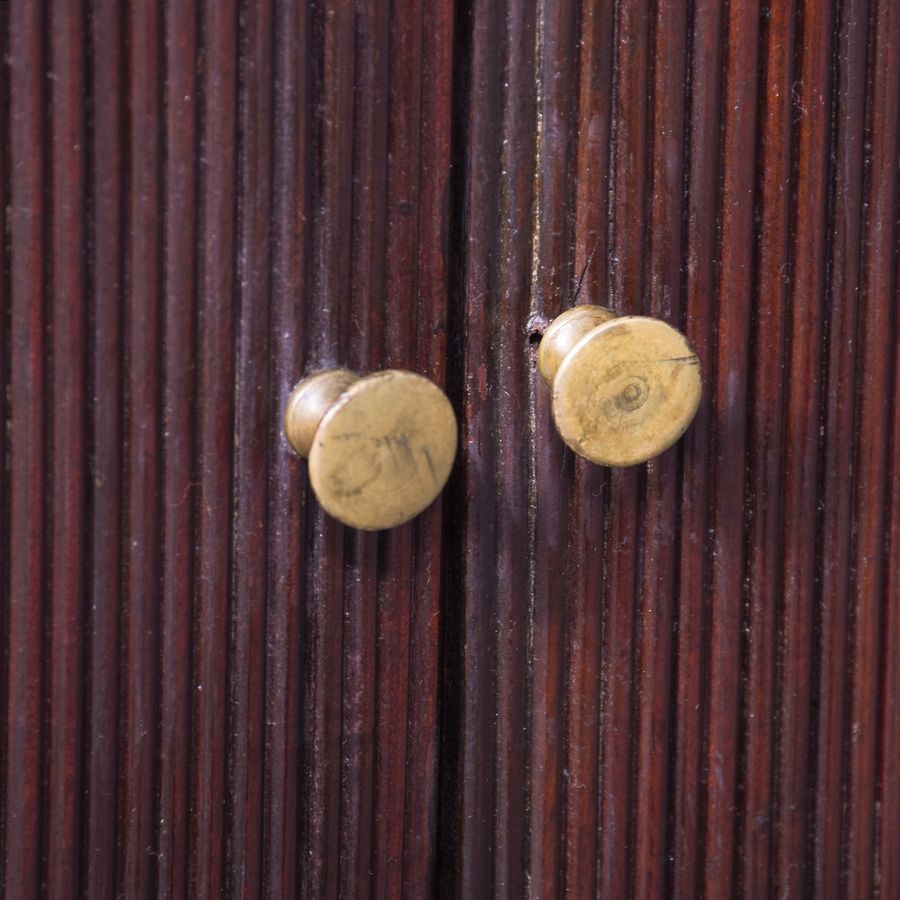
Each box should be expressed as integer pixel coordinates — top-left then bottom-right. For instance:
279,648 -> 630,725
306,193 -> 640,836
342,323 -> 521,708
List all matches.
284,368 -> 457,530
537,306 -> 702,466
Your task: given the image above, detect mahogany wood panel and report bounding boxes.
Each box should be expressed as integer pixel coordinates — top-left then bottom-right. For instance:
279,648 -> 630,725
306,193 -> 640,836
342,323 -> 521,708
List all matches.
0,0 -> 897,898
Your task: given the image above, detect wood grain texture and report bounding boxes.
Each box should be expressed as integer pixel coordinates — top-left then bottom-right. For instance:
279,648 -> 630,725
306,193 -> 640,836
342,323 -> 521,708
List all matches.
4,2 -> 46,896
812,1 -> 868,897
0,1 -> 897,898
83,2 -> 126,895
265,2 -> 308,896
158,0 -> 198,896
47,0 -> 88,894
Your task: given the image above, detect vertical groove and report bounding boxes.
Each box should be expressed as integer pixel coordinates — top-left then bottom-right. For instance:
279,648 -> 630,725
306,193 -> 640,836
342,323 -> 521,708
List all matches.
805,0 -> 843,883
664,0 -> 698,891
46,0 -> 88,896
227,0 -> 273,893
597,0 -> 619,894
524,3 -> 545,893
372,0 -> 424,892
599,0 -> 651,896
400,0 -> 431,883
83,0 -> 125,894
632,0 -> 689,893
78,0 -> 94,891
40,0 -> 55,885
402,0 -> 455,895
843,0 -> 898,895
441,0 -> 503,894
671,0 -> 723,892
337,1 -> 386,898
264,1 -> 308,895
838,2 -> 870,894
190,0 -> 237,895
120,0 -> 164,894
0,1 -> 10,884
300,2 -> 353,897
625,0 -> 657,888
156,0 -> 170,885
699,0 -> 759,894
0,2 -> 11,894
4,1 -> 48,895
491,0 -> 536,896
738,0 -> 796,896
185,2 -> 206,893
772,0 -> 835,894
809,0 -> 869,894
876,174 -> 900,900
769,0 -> 805,891
158,0 -> 198,895
527,0 -> 579,897
434,0 -> 472,892
696,1 -> 733,884
564,0 -> 615,896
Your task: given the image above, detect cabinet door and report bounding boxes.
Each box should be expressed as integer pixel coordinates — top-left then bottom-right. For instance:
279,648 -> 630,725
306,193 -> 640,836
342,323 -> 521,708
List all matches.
0,1 -> 897,898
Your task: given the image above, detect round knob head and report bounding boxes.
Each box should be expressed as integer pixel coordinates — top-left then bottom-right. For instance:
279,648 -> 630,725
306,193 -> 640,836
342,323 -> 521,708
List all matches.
552,316 -> 702,466
308,370 -> 457,530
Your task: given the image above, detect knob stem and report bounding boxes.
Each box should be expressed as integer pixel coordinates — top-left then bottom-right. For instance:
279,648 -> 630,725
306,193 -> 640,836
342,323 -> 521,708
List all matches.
284,368 -> 359,457
536,305 -> 616,385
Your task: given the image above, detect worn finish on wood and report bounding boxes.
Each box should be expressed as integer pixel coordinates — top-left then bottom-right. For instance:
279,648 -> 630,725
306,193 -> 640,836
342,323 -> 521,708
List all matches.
0,1 -> 897,898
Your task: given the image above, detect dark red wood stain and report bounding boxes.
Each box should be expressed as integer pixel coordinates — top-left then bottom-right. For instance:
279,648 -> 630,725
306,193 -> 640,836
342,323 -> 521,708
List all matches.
741,1 -> 794,895
845,3 -> 898,898
339,0 -> 385,896
265,1 -> 308,896
492,3 -> 536,898
83,2 -> 126,895
812,0 -> 868,897
671,1 -> 724,894
122,1 -> 165,895
47,2 -> 87,898
228,0 -> 273,896
159,2 -> 199,898
0,1 -> 896,898
4,2 -> 46,896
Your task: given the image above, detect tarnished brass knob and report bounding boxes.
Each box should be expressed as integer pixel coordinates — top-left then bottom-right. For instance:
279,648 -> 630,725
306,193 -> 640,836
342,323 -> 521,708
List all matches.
537,306 -> 702,467
284,368 -> 457,530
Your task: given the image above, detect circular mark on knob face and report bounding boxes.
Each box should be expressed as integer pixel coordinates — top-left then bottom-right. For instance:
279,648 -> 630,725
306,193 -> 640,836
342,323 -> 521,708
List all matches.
552,317 -> 703,466
615,376 -> 650,412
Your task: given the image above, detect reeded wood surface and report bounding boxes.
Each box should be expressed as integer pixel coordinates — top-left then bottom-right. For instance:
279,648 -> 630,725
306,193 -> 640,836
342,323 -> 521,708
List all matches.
0,1 -> 897,898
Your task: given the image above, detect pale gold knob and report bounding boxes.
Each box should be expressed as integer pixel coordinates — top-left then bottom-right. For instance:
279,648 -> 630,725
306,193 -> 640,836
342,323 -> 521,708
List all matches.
537,306 -> 702,466
284,368 -> 457,530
